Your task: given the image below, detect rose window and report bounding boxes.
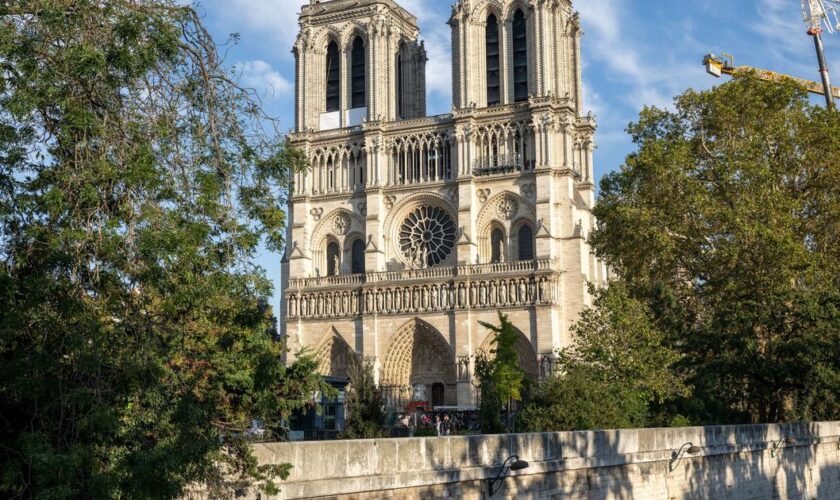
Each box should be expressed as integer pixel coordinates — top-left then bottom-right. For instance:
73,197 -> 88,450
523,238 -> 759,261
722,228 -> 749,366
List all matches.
399,206 -> 456,267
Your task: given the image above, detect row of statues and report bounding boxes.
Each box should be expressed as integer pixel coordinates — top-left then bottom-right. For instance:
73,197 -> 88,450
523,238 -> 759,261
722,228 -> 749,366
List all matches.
288,276 -> 553,319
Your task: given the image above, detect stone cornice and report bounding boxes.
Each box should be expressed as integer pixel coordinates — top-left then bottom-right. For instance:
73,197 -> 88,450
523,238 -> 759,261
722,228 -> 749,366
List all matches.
300,0 -> 419,32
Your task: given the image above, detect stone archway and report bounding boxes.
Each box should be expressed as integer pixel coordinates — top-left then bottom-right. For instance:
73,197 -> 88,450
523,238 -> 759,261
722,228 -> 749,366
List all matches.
313,328 -> 360,379
381,318 -> 457,405
478,324 -> 539,379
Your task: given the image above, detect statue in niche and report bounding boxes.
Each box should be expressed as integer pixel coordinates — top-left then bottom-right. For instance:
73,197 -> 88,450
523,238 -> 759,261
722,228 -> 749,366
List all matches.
500,281 -> 508,304
497,239 -> 505,263
333,255 -> 341,276
458,357 -> 471,381
431,286 -> 438,310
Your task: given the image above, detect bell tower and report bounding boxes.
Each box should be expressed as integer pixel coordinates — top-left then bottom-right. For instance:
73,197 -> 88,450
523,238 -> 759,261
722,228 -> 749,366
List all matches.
293,0 -> 427,132
449,0 -> 584,111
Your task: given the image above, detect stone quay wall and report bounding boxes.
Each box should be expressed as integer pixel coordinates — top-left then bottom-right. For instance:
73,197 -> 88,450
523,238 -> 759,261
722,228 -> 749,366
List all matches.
245,422 -> 840,499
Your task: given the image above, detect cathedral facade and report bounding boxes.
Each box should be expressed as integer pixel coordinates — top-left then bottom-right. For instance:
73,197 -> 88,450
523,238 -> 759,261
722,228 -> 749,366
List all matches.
282,0 -> 607,408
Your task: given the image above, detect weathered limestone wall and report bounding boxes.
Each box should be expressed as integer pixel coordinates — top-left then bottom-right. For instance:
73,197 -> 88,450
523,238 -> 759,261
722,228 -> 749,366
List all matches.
246,422 -> 840,499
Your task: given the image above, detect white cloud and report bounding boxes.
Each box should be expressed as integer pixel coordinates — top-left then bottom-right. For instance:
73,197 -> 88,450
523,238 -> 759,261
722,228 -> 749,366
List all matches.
237,60 -> 293,99
577,0 -> 704,111
195,0 -> 306,58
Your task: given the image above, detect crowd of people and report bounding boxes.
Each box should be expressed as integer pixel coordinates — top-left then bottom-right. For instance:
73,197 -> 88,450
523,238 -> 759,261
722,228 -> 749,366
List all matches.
396,411 -> 477,437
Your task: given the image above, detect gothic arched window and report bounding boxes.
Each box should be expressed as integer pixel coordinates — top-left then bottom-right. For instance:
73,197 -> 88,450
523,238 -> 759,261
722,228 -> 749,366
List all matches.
327,241 -> 340,276
491,228 -> 505,263
518,224 -> 534,260
351,37 -> 366,109
326,41 -> 340,112
351,239 -> 365,274
512,9 -> 528,102
486,14 -> 501,106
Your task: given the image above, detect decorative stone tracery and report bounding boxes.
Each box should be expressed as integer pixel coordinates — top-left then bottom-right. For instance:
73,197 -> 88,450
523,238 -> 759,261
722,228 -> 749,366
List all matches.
398,205 -> 457,268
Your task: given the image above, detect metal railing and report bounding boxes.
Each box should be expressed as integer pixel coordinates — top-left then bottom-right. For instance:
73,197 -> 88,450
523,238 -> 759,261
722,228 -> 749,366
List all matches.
472,154 -> 535,176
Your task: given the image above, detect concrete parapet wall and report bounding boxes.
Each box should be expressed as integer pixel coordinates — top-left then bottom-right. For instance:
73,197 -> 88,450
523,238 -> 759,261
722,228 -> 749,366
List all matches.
246,422 -> 840,499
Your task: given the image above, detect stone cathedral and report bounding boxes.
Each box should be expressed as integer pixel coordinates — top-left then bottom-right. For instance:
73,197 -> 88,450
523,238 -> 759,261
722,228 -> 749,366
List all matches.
282,0 -> 607,409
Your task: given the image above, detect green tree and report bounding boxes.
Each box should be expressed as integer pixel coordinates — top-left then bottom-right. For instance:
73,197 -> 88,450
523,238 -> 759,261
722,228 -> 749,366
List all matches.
477,312 -> 525,433
0,1 -> 324,498
591,75 -> 840,424
519,284 -> 687,432
343,360 -> 386,439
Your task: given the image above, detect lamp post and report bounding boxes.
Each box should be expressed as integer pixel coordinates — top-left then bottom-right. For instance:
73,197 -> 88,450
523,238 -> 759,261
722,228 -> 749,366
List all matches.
771,436 -> 793,458
486,455 -> 530,497
668,442 -> 702,472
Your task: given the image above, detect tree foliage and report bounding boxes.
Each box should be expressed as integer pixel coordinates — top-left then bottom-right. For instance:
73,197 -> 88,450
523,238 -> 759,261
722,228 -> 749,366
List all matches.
0,1 -> 320,498
591,75 -> 840,424
520,284 -> 686,432
477,312 -> 525,433
343,360 -> 386,440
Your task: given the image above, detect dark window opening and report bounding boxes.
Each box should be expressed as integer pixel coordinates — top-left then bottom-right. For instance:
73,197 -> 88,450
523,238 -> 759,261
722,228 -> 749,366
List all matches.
432,383 -> 445,407
486,14 -> 501,106
326,41 -> 340,112
396,51 -> 403,118
351,37 -> 366,109
491,228 -> 505,263
512,9 -> 528,102
327,241 -> 340,276
351,239 -> 365,274
518,225 -> 534,260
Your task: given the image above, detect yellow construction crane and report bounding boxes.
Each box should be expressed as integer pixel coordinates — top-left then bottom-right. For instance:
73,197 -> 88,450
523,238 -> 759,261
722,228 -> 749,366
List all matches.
703,53 -> 840,101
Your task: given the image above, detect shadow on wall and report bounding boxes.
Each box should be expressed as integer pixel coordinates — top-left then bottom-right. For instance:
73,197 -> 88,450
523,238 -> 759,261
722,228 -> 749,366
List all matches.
420,424 -> 839,499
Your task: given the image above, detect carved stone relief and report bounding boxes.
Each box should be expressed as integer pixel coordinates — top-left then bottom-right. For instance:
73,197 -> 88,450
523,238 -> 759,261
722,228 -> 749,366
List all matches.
384,195 -> 397,210
289,275 -> 556,320
332,213 -> 351,235
496,196 -> 520,220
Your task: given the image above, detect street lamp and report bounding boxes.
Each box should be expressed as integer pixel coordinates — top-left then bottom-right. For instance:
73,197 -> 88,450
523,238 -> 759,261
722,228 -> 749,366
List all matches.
487,455 -> 530,497
771,436 -> 794,458
668,442 -> 702,472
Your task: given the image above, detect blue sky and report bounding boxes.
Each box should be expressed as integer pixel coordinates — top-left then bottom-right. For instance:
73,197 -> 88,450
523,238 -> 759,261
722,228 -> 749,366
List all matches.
191,0 -> 840,316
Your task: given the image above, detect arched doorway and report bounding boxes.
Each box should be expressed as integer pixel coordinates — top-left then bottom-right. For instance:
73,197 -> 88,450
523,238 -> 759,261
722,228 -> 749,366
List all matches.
313,328 -> 360,379
432,383 -> 445,407
478,323 -> 539,380
380,318 -> 457,409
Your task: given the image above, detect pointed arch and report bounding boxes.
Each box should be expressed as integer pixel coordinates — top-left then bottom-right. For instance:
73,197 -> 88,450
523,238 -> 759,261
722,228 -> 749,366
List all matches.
486,13 -> 501,106
511,8 -> 529,102
381,318 -> 456,387
479,323 -> 539,379
350,36 -> 366,109
314,328 -> 360,378
325,40 -> 341,112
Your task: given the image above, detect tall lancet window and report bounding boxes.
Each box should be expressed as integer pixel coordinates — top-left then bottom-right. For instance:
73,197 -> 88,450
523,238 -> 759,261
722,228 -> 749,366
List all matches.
486,14 -> 501,106
512,9 -> 528,102
326,41 -> 340,112
351,37 -> 366,109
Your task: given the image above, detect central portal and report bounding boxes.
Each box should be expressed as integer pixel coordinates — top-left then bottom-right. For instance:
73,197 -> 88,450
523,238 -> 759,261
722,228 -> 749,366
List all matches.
380,318 -> 457,409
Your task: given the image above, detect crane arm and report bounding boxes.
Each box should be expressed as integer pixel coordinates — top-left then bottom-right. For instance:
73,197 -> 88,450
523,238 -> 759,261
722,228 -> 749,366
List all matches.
704,54 -> 840,100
